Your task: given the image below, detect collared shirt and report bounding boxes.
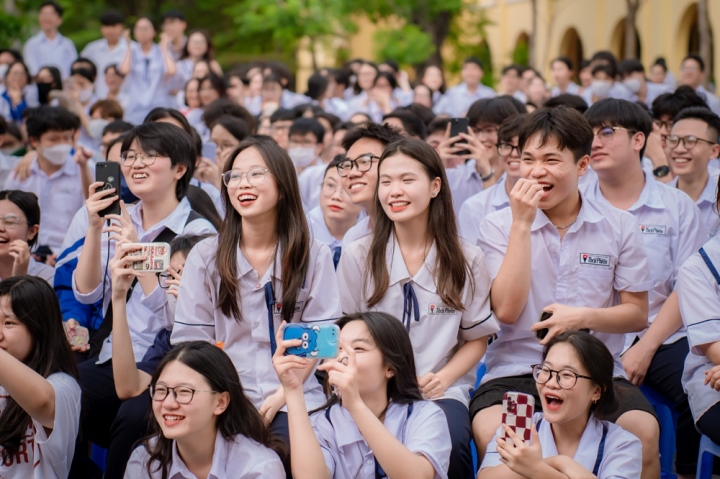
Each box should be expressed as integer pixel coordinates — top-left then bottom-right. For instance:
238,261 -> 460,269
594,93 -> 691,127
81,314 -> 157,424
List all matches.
445,159 -> 483,215
677,234 -> 720,421
696,85 -> 720,115
478,196 -> 652,383
669,169 -> 720,237
171,236 -> 340,410
481,414 -> 642,478
298,163 -> 327,211
80,38 -> 130,99
311,401 -> 451,479
125,430 -> 284,479
308,205 -> 346,251
0,257 -> 55,285
433,83 -> 496,118
281,89 -> 312,109
122,42 -> 175,124
346,92 -> 398,124
72,198 -> 216,363
338,234 -> 500,405
584,174 -> 706,345
4,155 -> 84,252
23,31 -> 78,78
0,151 -> 21,185
458,174 -> 509,245
636,82 -> 674,108
342,216 -> 371,247
550,82 -> 581,97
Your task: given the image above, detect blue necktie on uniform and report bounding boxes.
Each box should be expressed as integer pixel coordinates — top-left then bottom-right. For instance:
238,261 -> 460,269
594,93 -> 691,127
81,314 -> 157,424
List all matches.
402,282 -> 420,332
332,246 -> 341,270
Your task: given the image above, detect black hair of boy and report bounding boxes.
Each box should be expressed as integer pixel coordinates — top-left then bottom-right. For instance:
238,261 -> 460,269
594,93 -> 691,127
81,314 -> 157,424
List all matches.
651,86 -> 708,121
673,106 -> 720,141
398,103 -> 436,126
333,121 -> 356,134
71,67 -> 96,84
72,58 -> 98,80
502,64 -> 523,76
383,110 -> 427,139
341,122 -> 404,151
39,0 -> 63,17
683,53 -> 705,72
26,106 -> 80,141
464,57 -> 484,69
497,113 -> 528,144
289,117 -> 325,144
200,72 -> 227,98
498,95 -> 529,114
551,56 -> 573,71
99,10 -> 124,26
591,63 -> 615,79
102,120 -> 134,137
202,98 -> 256,133
467,97 -> 520,128
427,117 -> 451,136
161,10 -> 186,22
143,107 -> 193,137
211,115 -> 251,143
314,111 -> 341,129
617,59 -> 644,77
584,98 -> 653,158
120,122 -> 195,201
269,108 -> 300,125
545,94 -> 589,113
518,106 -> 593,162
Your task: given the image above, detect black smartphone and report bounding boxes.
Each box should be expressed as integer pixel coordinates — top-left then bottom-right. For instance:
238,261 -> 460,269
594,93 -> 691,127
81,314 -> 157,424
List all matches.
536,311 -> 553,340
95,161 -> 121,217
450,117 -> 471,156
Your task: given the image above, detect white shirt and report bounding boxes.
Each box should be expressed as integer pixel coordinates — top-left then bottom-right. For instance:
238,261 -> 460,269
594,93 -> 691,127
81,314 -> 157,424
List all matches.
281,89 -> 312,109
311,401 -> 451,479
342,216 -> 371,247
696,85 -> 720,116
0,152 -> 21,185
584,174 -> 707,345
338,234 -> 500,405
481,414 -> 642,479
550,82 -> 581,97
308,205 -> 345,251
22,31 -> 77,78
122,42 -> 175,124
677,235 -> 720,421
171,236 -> 341,410
457,175 -> 509,245
80,38 -> 129,99
0,373 -> 81,479
668,169 -> 720,238
445,160 -> 483,215
0,257 -> 55,284
125,430 -> 285,479
433,83 -> 496,118
72,198 -> 216,363
346,92 -> 397,124
4,155 -> 84,252
298,163 -> 327,211
478,196 -> 653,383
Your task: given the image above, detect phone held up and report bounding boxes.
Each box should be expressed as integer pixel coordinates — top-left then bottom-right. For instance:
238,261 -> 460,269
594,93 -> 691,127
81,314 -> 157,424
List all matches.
501,392 -> 535,446
282,324 -> 340,359
95,161 -> 121,217
450,117 -> 471,156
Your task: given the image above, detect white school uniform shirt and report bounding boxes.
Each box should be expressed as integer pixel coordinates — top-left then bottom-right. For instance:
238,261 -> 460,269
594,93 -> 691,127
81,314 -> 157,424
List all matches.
171,236 -> 340,410
478,196 -> 653,384
550,82 -> 581,97
677,235 -> 720,422
696,85 -> 720,116
433,82 -> 496,118
122,42 -> 175,124
80,38 -> 130,99
342,215 -> 371,247
3,155 -> 84,252
457,174 -> 509,245
189,178 -> 225,216
0,373 -> 81,479
445,159 -> 483,215
308,205 -> 345,250
281,89 -> 312,109
125,430 -> 284,479
481,414 -> 642,479
584,174 -> 707,346
346,92 -> 397,124
22,31 -> 77,78
0,257 -> 55,285
637,82 -> 674,108
72,197 -> 216,363
338,234 -> 500,406
311,401 -> 451,479
668,169 -> 720,238
298,162 -> 327,211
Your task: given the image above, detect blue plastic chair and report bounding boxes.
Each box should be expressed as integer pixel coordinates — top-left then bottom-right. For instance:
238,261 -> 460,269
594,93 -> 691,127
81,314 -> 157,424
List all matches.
696,435 -> 720,479
639,385 -> 677,479
470,362 -> 487,473
91,444 -> 107,472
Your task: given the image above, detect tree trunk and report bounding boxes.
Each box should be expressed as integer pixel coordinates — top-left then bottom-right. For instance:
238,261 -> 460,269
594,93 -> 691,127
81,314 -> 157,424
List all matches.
624,0 -> 639,59
529,0 -> 538,68
698,0 -> 712,88
410,9 -> 453,68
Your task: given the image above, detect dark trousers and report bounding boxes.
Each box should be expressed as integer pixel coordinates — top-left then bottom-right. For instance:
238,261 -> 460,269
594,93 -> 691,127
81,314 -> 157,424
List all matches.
436,398 -> 473,479
643,337 -> 699,475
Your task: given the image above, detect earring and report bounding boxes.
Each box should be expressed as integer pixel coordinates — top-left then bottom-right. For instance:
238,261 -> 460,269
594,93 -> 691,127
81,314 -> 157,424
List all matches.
431,192 -> 437,198
593,399 -> 598,404
387,372 -> 394,378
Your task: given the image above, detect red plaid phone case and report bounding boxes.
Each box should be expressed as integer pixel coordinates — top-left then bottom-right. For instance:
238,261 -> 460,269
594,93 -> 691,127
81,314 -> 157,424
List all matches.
501,392 -> 535,446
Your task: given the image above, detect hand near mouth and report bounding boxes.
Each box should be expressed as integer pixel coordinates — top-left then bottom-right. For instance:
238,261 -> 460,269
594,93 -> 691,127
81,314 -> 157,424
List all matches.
9,239 -> 31,277
509,178 -> 544,226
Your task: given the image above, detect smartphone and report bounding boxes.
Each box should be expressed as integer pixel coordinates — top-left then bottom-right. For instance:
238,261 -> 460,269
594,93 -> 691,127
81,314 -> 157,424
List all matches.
450,118 -> 471,156
63,322 -> 90,348
95,161 -> 121,217
501,392 -> 535,446
124,242 -> 171,273
283,324 -> 339,359
536,311 -> 553,340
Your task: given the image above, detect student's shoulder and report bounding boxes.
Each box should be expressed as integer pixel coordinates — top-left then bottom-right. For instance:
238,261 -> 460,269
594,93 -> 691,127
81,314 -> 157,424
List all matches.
458,236 -> 486,262
343,232 -> 373,257
227,434 -> 283,464
653,179 -> 701,213
682,235 -> 720,276
47,372 -> 81,397
482,206 -> 513,228
604,419 -> 642,450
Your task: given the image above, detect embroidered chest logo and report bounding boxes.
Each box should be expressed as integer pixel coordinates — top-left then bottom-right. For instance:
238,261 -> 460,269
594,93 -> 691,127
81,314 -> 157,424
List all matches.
579,253 -> 610,266
640,225 -> 667,235
428,303 -> 456,314
273,302 -> 304,315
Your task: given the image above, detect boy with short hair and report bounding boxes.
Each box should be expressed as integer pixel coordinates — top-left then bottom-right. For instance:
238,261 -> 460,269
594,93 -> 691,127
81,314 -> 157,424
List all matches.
550,56 -> 580,97
434,57 -> 496,117
81,10 -> 129,99
292,117 -> 326,209
160,10 -> 187,61
23,0 -> 78,78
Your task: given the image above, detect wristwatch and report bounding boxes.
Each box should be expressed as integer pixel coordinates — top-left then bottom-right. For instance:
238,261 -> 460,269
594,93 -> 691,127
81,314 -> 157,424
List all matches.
653,165 -> 670,178
481,168 -> 496,182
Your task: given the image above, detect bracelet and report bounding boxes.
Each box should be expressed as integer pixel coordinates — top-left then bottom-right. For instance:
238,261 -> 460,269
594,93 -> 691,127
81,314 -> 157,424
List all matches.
481,167 -> 496,182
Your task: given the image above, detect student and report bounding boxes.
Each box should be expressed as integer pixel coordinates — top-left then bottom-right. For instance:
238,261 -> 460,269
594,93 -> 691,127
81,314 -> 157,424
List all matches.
0,190 -> 53,283
269,108 -> 300,150
125,341 -> 285,478
171,137 -> 342,449
499,65 -> 527,103
583,98 -> 707,478
3,106 -> 85,257
274,312 -> 451,479
338,138 -> 500,478
667,107 -> 720,236
679,53 -> 720,115
70,122 -> 216,479
35,65 -> 63,105
434,57 -> 496,118
0,275 -> 81,478
308,156 -> 362,268
80,11 -> 129,99
292,118 -> 327,208
459,114 -> 526,244
347,71 -> 400,124
469,107 -> 655,476
207,115 -> 250,181
651,86 -> 708,142
160,10 -> 188,62
22,1 -> 78,78
617,59 -> 673,108
550,56 -> 580,97
0,61 -> 38,125
176,29 -> 222,89
382,110 -> 427,139
104,64 -> 127,106
478,332 -> 642,479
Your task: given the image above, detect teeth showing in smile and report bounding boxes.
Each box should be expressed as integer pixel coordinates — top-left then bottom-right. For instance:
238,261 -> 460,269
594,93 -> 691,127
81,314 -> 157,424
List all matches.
349,183 -> 365,190
239,194 -> 257,201
163,415 -> 184,421
132,173 -> 148,179
545,394 -> 563,405
673,158 -> 690,164
541,184 -> 553,191
390,201 -> 409,207
0,238 -> 8,244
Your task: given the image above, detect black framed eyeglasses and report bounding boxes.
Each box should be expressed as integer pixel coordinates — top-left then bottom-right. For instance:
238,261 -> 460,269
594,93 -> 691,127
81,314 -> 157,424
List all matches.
531,364 -> 594,389
336,154 -> 380,177
149,384 -> 218,405
497,143 -> 520,157
156,272 -> 170,289
665,134 -> 717,150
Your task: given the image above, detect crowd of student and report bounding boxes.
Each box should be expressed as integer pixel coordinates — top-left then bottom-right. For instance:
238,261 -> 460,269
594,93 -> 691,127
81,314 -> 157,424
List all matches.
2,2 -> 720,479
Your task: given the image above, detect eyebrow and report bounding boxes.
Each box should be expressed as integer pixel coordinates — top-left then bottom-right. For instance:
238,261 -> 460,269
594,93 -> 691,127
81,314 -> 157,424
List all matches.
350,338 -> 373,346
542,361 -> 581,373
155,381 -> 198,388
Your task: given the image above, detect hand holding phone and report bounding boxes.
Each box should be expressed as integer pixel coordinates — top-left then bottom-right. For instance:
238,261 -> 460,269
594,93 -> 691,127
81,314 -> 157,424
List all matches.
95,162 -> 121,218
536,311 -> 553,340
282,324 -> 339,359
123,242 -> 171,273
450,118 -> 471,156
501,392 -> 535,446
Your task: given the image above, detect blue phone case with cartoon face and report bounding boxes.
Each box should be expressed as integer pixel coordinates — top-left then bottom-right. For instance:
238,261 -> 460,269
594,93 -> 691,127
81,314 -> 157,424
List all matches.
282,324 -> 339,358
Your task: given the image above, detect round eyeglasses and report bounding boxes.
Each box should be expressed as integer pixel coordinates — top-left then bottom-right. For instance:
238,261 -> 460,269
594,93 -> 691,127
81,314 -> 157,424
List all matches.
531,364 -> 594,389
497,143 -> 520,157
222,167 -> 270,188
120,150 -> 158,167
336,154 -> 380,177
149,384 -> 218,405
593,126 -> 637,144
665,134 -> 717,150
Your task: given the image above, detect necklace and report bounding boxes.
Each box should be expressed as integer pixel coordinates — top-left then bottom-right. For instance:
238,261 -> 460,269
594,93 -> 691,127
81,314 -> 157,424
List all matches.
241,242 -> 277,272
553,217 -> 578,230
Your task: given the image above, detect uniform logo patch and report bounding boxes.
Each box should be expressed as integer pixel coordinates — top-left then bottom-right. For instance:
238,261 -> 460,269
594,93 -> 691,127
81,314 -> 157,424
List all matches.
273,302 -> 304,314
580,253 -> 610,266
640,225 -> 666,235
428,303 -> 456,314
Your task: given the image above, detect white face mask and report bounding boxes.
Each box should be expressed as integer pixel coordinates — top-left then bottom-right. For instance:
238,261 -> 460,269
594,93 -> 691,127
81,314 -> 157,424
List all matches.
79,88 -> 94,103
88,118 -> 110,141
41,143 -> 74,166
0,64 -> 8,81
288,146 -> 316,168
591,80 -> 612,99
623,78 -> 642,94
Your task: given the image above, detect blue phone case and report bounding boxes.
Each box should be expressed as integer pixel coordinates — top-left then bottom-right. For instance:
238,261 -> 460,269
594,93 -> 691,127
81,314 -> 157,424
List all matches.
283,324 -> 339,358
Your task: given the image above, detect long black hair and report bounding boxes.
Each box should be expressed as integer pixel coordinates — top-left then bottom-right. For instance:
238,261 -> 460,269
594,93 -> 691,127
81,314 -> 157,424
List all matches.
0,276 -> 78,460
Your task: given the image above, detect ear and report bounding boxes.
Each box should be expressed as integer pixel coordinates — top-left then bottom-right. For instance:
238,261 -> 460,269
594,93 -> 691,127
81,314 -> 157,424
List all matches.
385,367 -> 395,379
27,225 -> 39,243
314,143 -> 324,158
29,136 -> 39,150
173,163 -> 188,181
576,155 -> 590,177
212,391 -> 230,416
633,131 -> 646,153
591,384 -> 602,405
711,143 -> 720,160
430,177 -> 441,198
